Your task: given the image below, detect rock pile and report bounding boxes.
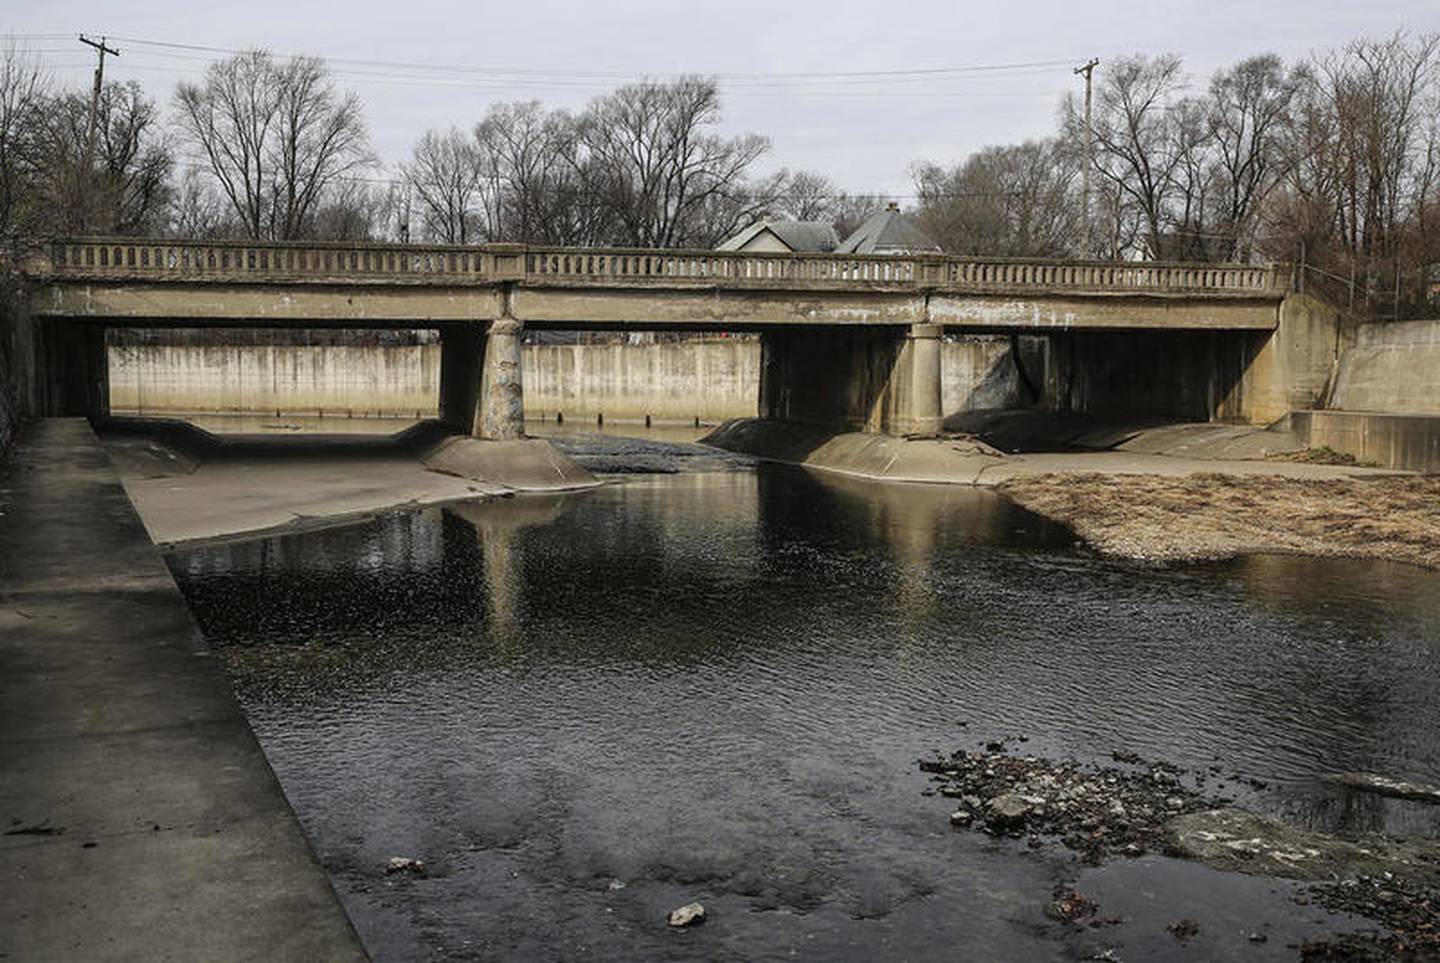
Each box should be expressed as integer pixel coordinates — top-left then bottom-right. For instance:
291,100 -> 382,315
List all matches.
921,747 -> 1218,864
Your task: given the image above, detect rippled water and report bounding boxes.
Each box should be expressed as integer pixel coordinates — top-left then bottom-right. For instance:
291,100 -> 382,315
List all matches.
167,464 -> 1440,961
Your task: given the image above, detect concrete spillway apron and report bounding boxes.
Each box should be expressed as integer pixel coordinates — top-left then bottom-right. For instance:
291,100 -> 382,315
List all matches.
0,419 -> 367,961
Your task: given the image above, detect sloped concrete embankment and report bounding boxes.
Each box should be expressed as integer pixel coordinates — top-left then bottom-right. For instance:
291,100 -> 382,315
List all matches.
0,419 -> 368,960
102,417 -> 599,546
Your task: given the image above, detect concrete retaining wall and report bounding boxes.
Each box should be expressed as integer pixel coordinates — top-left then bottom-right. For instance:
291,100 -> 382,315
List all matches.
108,336 -> 1042,426
110,343 -> 442,417
1290,410 -> 1440,472
525,339 -> 760,423
1328,320 -> 1440,415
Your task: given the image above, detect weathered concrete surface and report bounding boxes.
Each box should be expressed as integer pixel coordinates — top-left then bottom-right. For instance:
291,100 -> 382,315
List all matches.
106,335 -> 1036,428
703,418 -> 1399,486
402,422 -> 598,493
525,338 -> 761,424
105,420 -> 597,546
945,409 -> 1308,460
1290,410 -> 1440,472
1329,319 -> 1440,415
0,418 -> 367,961
1165,809 -> 1440,882
110,341 -> 442,417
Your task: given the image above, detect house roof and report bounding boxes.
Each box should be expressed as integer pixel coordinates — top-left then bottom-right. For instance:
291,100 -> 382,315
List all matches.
716,219 -> 839,253
836,208 -> 943,255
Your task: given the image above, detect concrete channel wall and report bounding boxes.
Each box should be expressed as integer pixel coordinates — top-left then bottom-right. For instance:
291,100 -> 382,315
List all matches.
1287,318 -> 1440,471
1328,319 -> 1440,415
108,336 -> 1036,425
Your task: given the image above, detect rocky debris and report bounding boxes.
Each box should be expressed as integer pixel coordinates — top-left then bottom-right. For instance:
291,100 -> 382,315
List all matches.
1167,918 -> 1199,941
920,747 -> 1216,863
1326,772 -> 1440,806
1301,874 -> 1440,960
385,856 -> 427,877
1163,809 -> 1440,883
926,748 -> 1440,959
1044,886 -> 1097,924
667,901 -> 705,927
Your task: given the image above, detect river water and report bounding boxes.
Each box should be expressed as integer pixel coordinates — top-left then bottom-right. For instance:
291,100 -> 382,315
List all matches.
165,452 -> 1440,961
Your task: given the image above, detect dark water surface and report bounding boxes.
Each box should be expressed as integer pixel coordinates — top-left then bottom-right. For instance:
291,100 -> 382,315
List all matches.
166,465 -> 1440,961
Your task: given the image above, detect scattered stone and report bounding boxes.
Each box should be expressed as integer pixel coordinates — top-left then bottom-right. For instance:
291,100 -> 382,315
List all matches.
1248,931 -> 1267,943
921,748 -> 1213,863
949,810 -> 972,826
667,901 -> 705,927
607,878 -> 626,891
1044,886 -> 1097,924
1167,918 -> 1199,941
385,856 -> 427,877
1304,874 -> 1440,960
986,793 -> 1034,832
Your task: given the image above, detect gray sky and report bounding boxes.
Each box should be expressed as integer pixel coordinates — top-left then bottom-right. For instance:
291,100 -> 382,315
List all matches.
8,0 -> 1438,198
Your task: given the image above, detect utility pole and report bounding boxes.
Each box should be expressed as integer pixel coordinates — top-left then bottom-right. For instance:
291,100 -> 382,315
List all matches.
1074,58 -> 1099,253
79,35 -> 119,169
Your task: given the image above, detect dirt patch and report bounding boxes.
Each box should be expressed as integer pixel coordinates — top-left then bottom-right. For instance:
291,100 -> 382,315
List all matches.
996,472 -> 1440,569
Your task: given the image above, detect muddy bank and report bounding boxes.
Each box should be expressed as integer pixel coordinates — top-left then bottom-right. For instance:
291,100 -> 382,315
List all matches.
999,473 -> 1440,570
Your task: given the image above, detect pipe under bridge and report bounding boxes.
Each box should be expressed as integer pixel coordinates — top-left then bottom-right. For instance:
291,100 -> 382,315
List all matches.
20,238 -> 1326,437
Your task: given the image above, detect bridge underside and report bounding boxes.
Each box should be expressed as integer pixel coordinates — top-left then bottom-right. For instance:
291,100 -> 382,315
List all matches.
25,277 -> 1332,440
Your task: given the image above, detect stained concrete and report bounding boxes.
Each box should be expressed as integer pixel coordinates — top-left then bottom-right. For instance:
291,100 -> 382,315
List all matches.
1290,410 -> 1440,473
0,419 -> 367,961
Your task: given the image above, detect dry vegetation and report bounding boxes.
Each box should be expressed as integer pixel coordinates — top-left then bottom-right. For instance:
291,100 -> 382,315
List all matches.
997,473 -> 1440,569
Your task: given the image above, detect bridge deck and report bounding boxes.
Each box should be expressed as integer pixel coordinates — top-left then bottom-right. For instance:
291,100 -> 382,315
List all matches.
25,238 -> 1292,331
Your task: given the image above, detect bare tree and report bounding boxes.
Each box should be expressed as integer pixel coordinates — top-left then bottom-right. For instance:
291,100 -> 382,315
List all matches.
0,45 -> 47,237
476,102 -> 599,245
1065,54 -> 1188,258
175,50 -> 371,240
913,139 -> 1079,256
404,127 -> 487,243
1205,55 -> 1305,259
774,170 -> 839,221
580,77 -> 770,247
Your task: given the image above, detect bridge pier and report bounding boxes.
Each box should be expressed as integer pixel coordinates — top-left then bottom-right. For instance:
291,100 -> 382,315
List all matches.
760,322 -> 943,437
480,316 -> 525,440
437,317 -> 526,439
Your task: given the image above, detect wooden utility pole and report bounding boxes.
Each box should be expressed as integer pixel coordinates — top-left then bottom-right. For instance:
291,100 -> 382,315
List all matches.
1074,58 -> 1099,253
79,35 -> 119,168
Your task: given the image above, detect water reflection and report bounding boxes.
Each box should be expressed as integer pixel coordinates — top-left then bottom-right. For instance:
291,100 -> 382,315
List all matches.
168,465 -> 1440,961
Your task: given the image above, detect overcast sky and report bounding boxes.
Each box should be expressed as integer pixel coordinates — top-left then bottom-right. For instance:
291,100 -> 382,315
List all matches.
8,0 -> 1438,199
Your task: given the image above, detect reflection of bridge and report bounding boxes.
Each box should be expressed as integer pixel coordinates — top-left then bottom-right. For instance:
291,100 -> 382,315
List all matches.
21,237 -> 1333,437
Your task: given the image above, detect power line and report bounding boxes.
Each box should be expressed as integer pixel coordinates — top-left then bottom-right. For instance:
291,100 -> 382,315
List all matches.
104,36 -> 1075,83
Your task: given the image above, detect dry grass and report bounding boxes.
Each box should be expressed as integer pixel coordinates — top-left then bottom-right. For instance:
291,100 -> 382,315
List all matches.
997,473 -> 1440,569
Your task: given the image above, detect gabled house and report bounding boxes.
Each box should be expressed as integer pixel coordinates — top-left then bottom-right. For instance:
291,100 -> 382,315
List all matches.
716,219 -> 840,254
836,203 -> 943,255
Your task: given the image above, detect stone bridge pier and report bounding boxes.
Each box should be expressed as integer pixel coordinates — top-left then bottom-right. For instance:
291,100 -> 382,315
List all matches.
437,316 -> 526,439
759,322 -> 943,437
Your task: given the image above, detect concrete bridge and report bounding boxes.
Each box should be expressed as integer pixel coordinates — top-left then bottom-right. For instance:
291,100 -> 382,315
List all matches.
20,237 -> 1334,437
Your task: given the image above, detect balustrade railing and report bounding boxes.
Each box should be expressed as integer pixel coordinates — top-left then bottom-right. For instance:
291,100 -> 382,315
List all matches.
37,238 -> 1289,296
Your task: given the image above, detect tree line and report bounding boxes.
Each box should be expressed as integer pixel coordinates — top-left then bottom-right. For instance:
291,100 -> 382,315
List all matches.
1,34 -> 1436,315
915,34 -> 1440,316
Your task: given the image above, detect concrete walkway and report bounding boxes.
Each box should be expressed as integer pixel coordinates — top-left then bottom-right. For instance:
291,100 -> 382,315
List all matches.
0,420 -> 367,961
